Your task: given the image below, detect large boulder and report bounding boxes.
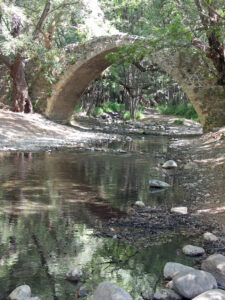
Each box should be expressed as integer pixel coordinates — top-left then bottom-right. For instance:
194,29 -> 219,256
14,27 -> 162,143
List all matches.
163,262 -> 194,279
153,288 -> 181,300
201,254 -> 225,288
182,245 -> 205,256
192,289 -> 225,300
173,269 -> 217,299
92,282 -> 132,300
8,285 -> 32,300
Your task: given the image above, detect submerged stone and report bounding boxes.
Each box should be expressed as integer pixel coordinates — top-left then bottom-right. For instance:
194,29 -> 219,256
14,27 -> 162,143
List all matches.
149,180 -> 170,188
141,289 -> 153,300
162,160 -> 178,169
184,162 -> 198,170
79,286 -> 90,298
153,288 -> 181,300
66,267 -> 82,282
92,281 -> 132,300
8,285 -> 32,300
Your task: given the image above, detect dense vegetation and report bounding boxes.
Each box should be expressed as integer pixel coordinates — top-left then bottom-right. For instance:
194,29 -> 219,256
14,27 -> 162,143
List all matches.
0,0 -> 224,121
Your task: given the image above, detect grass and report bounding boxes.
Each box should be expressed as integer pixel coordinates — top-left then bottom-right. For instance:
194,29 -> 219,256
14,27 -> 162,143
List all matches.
75,101 -> 145,120
157,102 -> 199,122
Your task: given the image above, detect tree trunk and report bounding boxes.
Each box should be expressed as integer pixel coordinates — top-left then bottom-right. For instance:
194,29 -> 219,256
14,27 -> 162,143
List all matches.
10,56 -> 33,113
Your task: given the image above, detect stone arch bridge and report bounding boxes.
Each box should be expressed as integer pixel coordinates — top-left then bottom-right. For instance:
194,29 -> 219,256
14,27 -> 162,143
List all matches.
45,34 -> 225,132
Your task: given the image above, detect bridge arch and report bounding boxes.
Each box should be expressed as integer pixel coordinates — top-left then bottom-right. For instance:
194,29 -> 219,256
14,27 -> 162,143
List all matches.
45,34 -> 225,132
45,34 -> 141,123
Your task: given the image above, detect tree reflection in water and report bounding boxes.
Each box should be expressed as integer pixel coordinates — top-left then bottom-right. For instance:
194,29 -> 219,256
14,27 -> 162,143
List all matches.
0,138 -> 189,299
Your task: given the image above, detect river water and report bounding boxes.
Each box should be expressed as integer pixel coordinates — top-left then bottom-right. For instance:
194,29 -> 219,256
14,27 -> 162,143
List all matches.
0,136 -> 194,300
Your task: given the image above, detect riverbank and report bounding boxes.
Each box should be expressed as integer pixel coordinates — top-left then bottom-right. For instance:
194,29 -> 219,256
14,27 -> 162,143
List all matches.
0,109 -> 202,152
98,125 -> 225,250
0,110 -> 115,152
0,108 -> 224,235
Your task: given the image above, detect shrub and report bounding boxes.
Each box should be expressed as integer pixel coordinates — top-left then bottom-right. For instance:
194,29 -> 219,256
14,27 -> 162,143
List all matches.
135,111 -> 144,119
74,104 -> 81,113
103,101 -> 125,113
93,107 -> 104,116
157,102 -> 199,121
122,110 -> 131,120
173,119 -> 184,125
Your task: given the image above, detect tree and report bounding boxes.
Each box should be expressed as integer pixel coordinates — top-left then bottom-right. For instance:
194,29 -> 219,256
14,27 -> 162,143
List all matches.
0,0 -> 83,113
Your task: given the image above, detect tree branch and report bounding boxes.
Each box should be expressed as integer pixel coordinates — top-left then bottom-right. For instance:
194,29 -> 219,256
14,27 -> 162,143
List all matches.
201,0 -> 225,21
102,74 -> 133,94
133,61 -> 160,72
192,38 -> 209,52
0,52 -> 12,69
33,0 -> 51,39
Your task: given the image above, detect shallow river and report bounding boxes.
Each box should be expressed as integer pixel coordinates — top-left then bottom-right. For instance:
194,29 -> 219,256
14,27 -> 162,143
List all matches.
0,136 -> 194,299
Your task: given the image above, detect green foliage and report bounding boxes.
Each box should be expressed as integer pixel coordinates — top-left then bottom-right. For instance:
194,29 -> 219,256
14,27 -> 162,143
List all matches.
173,119 -> 184,125
135,110 -> 144,119
74,104 -> 83,113
122,110 -> 131,120
122,110 -> 144,120
103,101 -> 125,112
157,102 -> 199,121
93,107 -> 104,116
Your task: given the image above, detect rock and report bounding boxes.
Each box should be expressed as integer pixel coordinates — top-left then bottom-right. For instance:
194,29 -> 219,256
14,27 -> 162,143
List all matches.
173,269 -> 217,299
149,180 -> 170,188
203,232 -> 219,242
162,160 -> 177,169
79,286 -> 90,298
171,207 -> 188,215
184,162 -> 198,170
153,288 -> 181,300
192,289 -> 225,300
66,267 -> 82,281
8,285 -> 32,300
92,281 -> 132,300
134,201 -> 145,207
163,262 -> 194,279
141,289 -> 153,300
201,254 -> 225,288
182,245 -> 205,256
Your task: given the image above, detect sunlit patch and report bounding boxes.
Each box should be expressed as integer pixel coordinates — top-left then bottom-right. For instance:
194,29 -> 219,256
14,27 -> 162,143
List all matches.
21,187 -> 48,191
195,156 -> 225,167
196,206 -> 225,215
0,200 -> 56,215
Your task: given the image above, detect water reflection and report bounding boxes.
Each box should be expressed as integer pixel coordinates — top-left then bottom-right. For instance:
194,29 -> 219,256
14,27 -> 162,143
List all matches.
0,137 -> 190,299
